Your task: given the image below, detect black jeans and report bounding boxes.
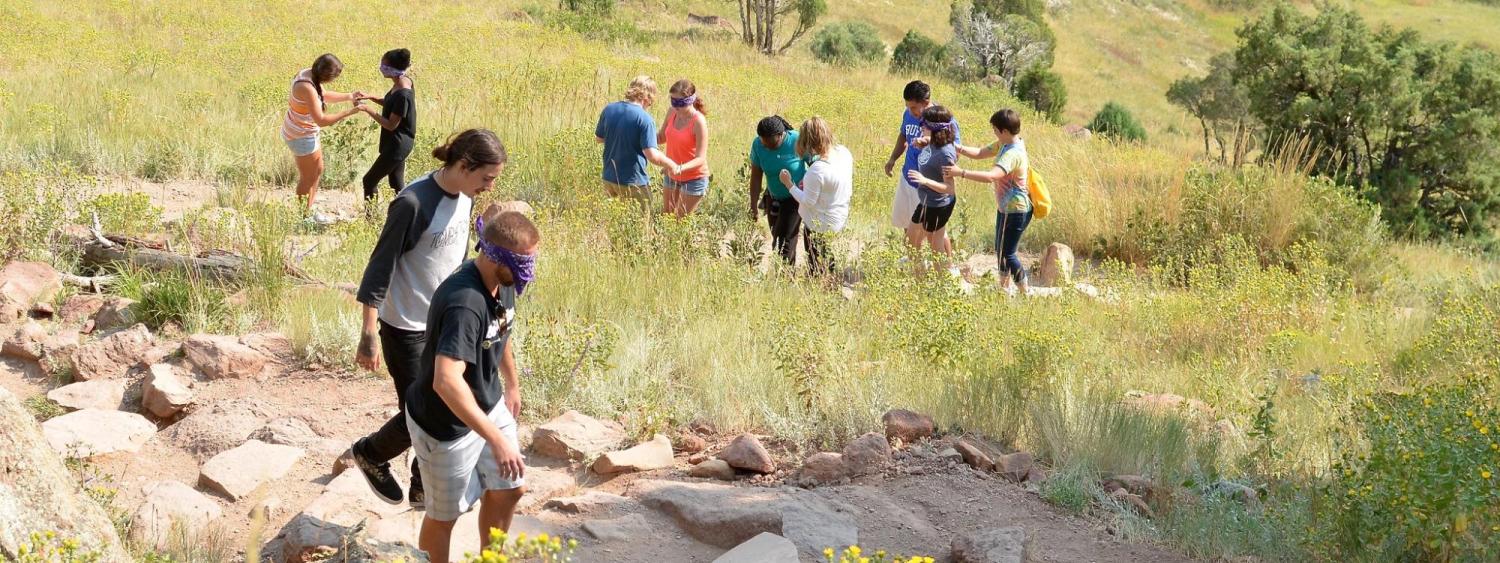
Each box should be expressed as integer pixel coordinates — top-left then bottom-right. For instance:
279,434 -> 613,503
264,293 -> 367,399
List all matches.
354,321 -> 424,481
765,195 -> 802,266
997,210 -> 1033,285
803,227 -> 835,277
362,151 -> 408,200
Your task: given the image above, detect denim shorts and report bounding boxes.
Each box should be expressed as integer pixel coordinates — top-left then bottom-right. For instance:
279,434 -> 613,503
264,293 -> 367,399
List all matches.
662,175 -> 709,197
285,135 -> 320,157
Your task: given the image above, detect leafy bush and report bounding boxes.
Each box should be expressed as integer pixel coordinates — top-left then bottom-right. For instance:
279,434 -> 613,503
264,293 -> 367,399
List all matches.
458,528 -> 576,562
0,164 -> 90,262
23,395 -> 66,422
809,21 -> 887,67
543,7 -> 655,45
1088,102 -> 1147,142
79,192 -> 162,238
559,0 -> 612,14
124,269 -> 233,333
889,30 -> 946,75
14,531 -> 102,563
1014,67 -> 1067,121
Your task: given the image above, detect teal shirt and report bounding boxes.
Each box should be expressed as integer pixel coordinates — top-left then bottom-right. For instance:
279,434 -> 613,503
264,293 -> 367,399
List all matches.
749,130 -> 805,200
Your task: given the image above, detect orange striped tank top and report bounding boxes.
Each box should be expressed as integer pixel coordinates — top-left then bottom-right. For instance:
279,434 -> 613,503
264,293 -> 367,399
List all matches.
281,70 -> 321,141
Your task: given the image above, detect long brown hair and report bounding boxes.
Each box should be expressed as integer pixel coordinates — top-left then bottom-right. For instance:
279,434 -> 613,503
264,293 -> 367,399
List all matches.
307,53 -> 343,109
796,116 -> 834,160
432,129 -> 508,171
923,105 -> 955,148
669,79 -> 707,116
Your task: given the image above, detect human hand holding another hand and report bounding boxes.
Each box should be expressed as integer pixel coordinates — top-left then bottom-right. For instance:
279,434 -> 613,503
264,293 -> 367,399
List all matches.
779,169 -> 793,188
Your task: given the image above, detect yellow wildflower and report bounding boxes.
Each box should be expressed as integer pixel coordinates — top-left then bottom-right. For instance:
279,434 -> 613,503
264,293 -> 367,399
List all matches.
825,548 -> 836,560
1483,469 -> 1493,479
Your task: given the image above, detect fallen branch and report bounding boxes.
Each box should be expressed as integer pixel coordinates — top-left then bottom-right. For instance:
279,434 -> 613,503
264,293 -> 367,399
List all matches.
58,272 -> 117,292
70,229 -> 318,285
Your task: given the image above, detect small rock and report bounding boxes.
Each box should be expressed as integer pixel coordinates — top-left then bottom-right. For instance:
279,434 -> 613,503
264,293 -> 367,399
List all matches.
199,439 -> 305,500
71,324 -> 153,381
1111,488 -> 1155,519
28,302 -> 54,319
0,261 -> 62,320
995,452 -> 1035,483
689,458 -> 736,481
530,409 -> 626,461
46,379 -> 126,411
688,452 -> 709,465
164,398 -> 276,459
132,481 -> 223,548
689,418 -> 717,435
952,526 -> 1031,563
60,294 -> 106,324
183,334 -> 269,379
142,364 -> 195,418
793,452 -> 846,487
1024,467 -> 1045,484
42,409 -> 156,458
39,329 -> 80,373
841,432 -> 891,476
3,320 -> 49,361
1209,480 -> 1259,505
713,532 -> 799,563
719,434 -> 775,473
676,433 -> 708,454
1101,474 -> 1168,506
956,439 -> 994,472
249,417 -> 323,448
92,297 -> 136,331
882,409 -> 935,443
543,491 -> 630,514
581,513 -> 652,542
251,496 -> 284,519
1037,242 -> 1074,287
938,447 -> 963,462
593,434 -> 674,475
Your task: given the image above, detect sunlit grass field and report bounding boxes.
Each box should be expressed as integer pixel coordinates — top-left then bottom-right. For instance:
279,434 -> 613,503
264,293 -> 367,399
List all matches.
4,0 -> 1500,560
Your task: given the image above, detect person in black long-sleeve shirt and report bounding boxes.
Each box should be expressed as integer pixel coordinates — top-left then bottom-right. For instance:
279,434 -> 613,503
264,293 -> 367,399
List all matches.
346,129 -> 507,507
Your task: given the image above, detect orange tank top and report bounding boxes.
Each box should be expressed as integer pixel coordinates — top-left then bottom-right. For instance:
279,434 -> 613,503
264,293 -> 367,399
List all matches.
664,110 -> 707,182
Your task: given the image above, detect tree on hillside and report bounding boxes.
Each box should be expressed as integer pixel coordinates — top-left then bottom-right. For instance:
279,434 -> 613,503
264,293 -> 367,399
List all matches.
974,0 -> 1046,24
1233,2 -> 1500,239
1167,53 -> 1251,165
890,30 -> 947,75
733,0 -> 828,56
1014,67 -> 1067,121
1089,102 -> 1147,142
948,6 -> 1052,89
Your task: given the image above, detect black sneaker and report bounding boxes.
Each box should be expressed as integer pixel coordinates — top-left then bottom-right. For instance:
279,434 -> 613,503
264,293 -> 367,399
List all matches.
349,442 -> 402,505
408,462 -> 425,510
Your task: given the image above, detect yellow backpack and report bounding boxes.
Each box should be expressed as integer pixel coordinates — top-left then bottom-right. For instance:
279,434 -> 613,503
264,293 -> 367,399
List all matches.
1027,167 -> 1052,219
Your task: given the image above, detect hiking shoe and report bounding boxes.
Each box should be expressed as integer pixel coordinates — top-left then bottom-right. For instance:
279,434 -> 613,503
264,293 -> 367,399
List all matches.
349,443 -> 402,505
408,481 -> 425,510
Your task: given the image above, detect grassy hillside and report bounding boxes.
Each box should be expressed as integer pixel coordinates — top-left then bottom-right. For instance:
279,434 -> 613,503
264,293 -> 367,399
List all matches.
3,0 -> 1500,560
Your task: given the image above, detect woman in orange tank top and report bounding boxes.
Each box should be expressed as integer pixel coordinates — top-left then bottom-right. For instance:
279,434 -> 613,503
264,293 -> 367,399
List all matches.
284,53 -> 364,223
656,79 -> 710,218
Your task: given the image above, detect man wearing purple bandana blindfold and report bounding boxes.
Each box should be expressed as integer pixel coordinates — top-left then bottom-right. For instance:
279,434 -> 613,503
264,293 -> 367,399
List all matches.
404,209 -> 539,563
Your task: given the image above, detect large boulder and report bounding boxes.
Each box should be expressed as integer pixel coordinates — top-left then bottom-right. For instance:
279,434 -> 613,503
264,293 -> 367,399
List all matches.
45,379 -> 127,411
41,409 -> 156,458
163,398 -> 276,459
199,440 -> 304,500
638,480 -> 857,557
952,526 -> 1031,563
0,261 -> 62,321
59,294 -> 105,324
1036,243 -> 1074,287
1,321 -> 47,361
141,364 -> 195,418
956,438 -> 995,472
592,434 -> 674,475
841,432 -> 891,477
92,297 -> 137,331
0,386 -> 131,560
130,480 -> 223,548
995,452 -> 1036,483
71,323 -> 153,381
719,434 -> 775,474
882,409 -> 935,443
183,334 -> 270,379
713,532 -> 799,563
530,410 -> 626,461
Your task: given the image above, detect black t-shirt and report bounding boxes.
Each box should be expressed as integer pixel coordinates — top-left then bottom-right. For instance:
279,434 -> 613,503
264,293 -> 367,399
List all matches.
406,261 -> 518,441
379,87 -> 416,157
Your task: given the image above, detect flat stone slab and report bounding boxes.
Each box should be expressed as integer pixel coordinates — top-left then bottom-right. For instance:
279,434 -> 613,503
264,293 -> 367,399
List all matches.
713,532 -> 799,563
582,513 -> 654,542
46,379 -> 126,411
593,434 -> 674,475
42,409 -> 156,458
199,439 -> 304,500
131,481 -> 223,548
638,479 -> 857,557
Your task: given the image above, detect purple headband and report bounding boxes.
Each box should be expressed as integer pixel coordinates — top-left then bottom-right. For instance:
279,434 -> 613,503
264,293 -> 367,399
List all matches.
922,120 -> 952,132
670,94 -> 697,108
474,215 -> 536,296
379,64 -> 406,78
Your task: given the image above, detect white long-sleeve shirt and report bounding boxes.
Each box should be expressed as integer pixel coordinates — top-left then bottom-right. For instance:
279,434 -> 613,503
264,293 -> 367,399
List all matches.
788,145 -> 853,233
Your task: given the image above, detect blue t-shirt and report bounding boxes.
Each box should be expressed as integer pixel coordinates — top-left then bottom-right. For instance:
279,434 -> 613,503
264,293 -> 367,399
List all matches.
901,108 -> 960,178
595,101 -> 658,187
749,130 -> 805,200
916,144 -> 957,207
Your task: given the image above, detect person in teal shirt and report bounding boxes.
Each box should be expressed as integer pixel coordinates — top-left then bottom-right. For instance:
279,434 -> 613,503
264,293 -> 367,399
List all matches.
748,116 -> 806,265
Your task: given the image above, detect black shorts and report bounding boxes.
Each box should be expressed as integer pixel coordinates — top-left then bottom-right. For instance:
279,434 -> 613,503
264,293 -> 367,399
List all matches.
912,201 -> 955,232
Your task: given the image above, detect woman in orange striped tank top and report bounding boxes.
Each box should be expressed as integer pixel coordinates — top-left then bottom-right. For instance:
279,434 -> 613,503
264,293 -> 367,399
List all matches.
283,53 -> 364,221
656,79 -> 710,218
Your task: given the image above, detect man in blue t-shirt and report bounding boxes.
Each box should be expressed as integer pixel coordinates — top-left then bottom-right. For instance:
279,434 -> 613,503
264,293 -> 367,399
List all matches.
883,81 -> 960,245
594,75 -> 681,213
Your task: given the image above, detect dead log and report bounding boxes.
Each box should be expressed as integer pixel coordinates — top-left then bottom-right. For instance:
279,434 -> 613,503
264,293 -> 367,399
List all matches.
71,225 -> 317,285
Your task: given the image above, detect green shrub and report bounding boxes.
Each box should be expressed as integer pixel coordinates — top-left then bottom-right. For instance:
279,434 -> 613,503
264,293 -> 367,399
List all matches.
1014,67 -> 1067,121
889,30 -> 946,75
23,395 -> 66,422
560,0 -> 612,13
80,192 -> 162,238
1089,102 -> 1147,142
127,270 -> 232,333
14,531 -> 102,563
0,164 -> 90,262
543,8 -> 654,45
809,21 -> 887,67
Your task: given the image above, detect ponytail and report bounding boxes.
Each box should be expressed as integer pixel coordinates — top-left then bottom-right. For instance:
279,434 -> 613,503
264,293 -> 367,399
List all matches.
433,129 -> 508,171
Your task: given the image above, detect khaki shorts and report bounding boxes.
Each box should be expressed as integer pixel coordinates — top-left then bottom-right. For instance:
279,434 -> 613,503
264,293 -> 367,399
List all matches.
603,180 -> 652,213
407,405 -> 524,522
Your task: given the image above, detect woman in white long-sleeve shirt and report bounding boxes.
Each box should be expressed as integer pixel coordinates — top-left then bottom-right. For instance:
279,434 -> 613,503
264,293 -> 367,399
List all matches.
779,116 -> 853,276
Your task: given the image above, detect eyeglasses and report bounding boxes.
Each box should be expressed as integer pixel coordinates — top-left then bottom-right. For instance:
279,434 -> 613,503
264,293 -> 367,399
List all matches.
480,305 -> 513,350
